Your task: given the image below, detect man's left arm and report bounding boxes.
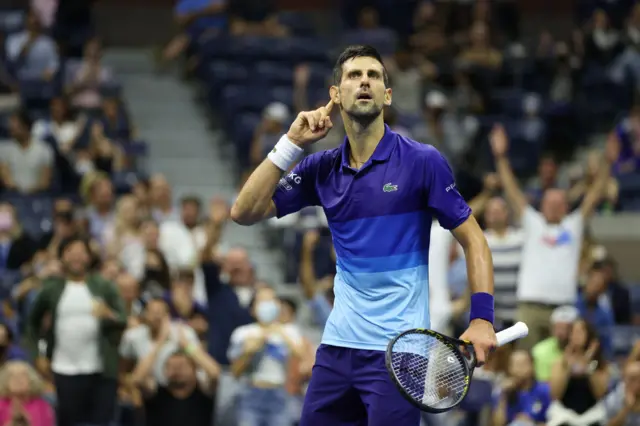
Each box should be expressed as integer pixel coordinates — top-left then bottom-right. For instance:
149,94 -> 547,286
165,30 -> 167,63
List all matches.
581,142 -> 615,218
424,148 -> 496,364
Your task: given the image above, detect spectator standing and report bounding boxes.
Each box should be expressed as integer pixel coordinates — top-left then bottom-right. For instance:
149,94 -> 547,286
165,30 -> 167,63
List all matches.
0,111 -> 53,195
5,10 -> 59,80
490,125 -> 610,350
604,361 -> 640,426
532,306 -> 579,382
132,324 -> 220,426
492,350 -> 552,426
164,270 -> 208,339
0,361 -> 54,426
27,236 -> 126,426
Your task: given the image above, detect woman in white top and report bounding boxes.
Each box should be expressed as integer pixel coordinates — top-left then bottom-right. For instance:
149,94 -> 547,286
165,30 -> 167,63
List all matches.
228,287 -> 302,426
102,195 -> 145,280
31,97 -> 85,154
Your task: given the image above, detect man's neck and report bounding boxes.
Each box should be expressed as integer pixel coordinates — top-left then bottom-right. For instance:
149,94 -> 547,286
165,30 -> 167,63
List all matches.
489,226 -> 508,237
16,138 -> 30,148
343,114 -> 385,164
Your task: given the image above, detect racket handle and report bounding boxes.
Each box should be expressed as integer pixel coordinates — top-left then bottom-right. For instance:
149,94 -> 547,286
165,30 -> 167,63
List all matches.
496,322 -> 529,347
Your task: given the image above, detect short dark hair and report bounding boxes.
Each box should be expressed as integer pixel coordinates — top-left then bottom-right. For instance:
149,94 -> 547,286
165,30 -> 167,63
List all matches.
180,195 -> 201,210
333,45 -> 389,87
58,236 -> 91,259
279,296 -> 298,315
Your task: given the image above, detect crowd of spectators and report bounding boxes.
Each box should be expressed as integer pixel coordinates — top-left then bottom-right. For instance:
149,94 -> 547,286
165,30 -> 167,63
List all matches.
0,1 -> 639,426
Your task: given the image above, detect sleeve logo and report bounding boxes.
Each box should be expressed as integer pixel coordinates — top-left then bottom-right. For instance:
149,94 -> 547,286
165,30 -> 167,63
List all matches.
278,172 -> 301,191
445,183 -> 457,192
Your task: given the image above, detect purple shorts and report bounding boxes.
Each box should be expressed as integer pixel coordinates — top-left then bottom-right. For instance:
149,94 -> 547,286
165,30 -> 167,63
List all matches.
300,344 -> 420,426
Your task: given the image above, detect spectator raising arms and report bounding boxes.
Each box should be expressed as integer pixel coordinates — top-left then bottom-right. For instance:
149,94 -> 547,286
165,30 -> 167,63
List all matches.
490,124 -> 611,351
131,323 -> 220,426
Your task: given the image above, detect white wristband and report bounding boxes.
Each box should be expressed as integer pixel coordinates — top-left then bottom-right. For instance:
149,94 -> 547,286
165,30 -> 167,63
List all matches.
267,134 -> 304,171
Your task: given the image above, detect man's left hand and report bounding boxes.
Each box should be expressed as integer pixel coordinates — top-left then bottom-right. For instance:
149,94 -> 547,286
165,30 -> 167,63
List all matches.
459,319 -> 497,367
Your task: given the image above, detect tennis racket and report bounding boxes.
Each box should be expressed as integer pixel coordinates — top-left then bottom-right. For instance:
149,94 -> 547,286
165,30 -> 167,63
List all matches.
385,321 -> 529,413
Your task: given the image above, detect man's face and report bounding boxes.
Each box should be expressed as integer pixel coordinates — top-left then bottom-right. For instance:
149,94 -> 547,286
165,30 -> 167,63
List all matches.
181,202 -> 200,229
8,116 -> 27,141
539,158 -> 558,186
540,189 -> 568,224
223,249 -> 253,287
552,322 -> 572,347
117,274 -> 139,303
62,241 -> 90,276
484,197 -> 509,230
145,300 -> 168,329
150,176 -> 171,206
165,354 -> 195,388
584,269 -> 607,301
334,56 -> 391,122
93,179 -> 114,207
26,12 -> 40,33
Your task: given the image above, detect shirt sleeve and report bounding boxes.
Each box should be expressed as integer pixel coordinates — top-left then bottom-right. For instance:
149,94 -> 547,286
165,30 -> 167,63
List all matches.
272,153 -> 321,218
118,330 -> 135,358
603,385 -> 623,420
423,148 -> 471,230
227,326 -> 247,362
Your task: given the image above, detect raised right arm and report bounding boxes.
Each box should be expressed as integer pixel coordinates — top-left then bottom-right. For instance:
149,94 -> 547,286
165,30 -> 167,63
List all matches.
231,101 -> 334,225
490,125 -> 529,220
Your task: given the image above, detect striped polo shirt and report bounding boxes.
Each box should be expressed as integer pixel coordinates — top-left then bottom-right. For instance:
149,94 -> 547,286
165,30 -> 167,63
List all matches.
484,228 -> 524,323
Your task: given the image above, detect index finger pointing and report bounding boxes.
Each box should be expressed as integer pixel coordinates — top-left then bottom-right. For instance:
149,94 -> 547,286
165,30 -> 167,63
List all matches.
325,99 -> 334,113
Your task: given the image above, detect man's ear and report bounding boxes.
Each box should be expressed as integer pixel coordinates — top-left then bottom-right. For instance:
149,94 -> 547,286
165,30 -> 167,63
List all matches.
384,88 -> 392,106
330,86 -> 340,105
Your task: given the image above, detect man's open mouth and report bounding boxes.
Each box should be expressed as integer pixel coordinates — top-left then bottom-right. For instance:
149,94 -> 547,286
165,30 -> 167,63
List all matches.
357,93 -> 372,100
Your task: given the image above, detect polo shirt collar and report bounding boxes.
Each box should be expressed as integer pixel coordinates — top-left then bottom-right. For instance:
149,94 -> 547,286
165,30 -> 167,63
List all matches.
340,124 -> 397,169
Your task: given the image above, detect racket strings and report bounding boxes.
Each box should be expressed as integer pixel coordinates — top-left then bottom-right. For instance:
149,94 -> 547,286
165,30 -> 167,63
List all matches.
390,333 -> 469,409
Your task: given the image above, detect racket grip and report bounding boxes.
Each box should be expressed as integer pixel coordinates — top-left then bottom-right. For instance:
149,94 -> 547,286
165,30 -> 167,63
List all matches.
496,322 -> 529,347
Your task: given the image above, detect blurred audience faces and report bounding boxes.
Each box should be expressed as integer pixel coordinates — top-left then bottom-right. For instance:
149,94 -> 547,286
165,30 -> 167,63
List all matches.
150,174 -> 177,223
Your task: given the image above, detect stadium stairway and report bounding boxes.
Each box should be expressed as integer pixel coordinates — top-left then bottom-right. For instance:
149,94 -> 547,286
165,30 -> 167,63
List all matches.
102,49 -> 286,287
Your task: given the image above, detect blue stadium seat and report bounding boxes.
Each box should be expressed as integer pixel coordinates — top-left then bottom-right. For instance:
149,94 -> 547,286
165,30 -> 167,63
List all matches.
0,10 -> 24,34
255,62 -> 293,85
617,173 -> 640,211
458,377 -> 494,413
610,325 -> 640,357
342,29 -> 398,56
231,112 -> 262,166
277,12 -> 315,37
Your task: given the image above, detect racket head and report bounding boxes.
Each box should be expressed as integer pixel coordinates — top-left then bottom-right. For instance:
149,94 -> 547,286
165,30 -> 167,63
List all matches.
385,328 -> 476,413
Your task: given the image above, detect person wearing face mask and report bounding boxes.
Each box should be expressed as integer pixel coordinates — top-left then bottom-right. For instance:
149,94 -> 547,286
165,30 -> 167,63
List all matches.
228,287 -> 302,426
131,324 -> 220,426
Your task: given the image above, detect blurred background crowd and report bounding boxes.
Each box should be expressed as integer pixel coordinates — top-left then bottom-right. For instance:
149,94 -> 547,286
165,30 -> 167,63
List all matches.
0,0 -> 639,426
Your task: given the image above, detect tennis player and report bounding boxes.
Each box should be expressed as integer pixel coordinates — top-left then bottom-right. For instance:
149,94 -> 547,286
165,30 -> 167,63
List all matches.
231,45 -> 497,425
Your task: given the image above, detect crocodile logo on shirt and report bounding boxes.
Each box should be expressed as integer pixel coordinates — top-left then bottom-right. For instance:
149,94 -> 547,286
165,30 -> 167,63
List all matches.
383,183 -> 398,192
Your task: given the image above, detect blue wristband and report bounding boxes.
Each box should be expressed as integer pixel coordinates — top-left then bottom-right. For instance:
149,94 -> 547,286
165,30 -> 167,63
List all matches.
469,292 -> 495,324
